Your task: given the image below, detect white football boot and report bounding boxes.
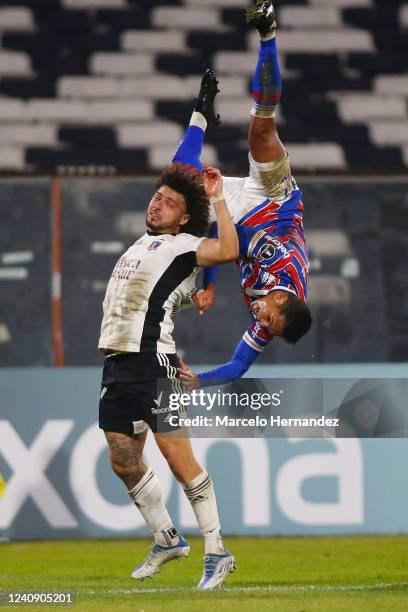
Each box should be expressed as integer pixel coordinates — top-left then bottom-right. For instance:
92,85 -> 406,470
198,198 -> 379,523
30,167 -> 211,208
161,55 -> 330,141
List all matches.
197,551 -> 236,590
131,536 -> 190,580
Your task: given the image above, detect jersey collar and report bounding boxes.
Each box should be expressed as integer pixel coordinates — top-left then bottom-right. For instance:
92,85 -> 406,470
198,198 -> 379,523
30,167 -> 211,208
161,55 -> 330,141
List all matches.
146,230 -> 177,237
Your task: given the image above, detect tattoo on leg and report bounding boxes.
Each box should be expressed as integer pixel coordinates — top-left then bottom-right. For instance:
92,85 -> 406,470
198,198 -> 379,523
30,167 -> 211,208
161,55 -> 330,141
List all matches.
105,431 -> 147,474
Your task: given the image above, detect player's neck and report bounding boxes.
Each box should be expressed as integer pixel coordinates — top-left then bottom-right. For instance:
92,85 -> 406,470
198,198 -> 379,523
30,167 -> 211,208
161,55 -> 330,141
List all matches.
146,229 -> 178,236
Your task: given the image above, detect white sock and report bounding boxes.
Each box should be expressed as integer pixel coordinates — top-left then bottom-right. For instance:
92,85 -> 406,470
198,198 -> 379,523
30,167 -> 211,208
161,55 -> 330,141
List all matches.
183,470 -> 225,554
128,468 -> 179,547
190,110 -> 207,132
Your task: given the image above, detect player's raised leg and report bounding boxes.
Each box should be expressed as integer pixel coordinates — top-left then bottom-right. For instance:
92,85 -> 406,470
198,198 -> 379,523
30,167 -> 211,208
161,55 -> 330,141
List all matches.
246,0 -> 286,164
154,433 -> 236,590
172,68 -> 221,173
104,431 -> 190,580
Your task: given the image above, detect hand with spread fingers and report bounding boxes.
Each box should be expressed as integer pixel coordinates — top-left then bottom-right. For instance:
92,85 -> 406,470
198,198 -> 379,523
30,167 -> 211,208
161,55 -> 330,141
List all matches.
177,356 -> 200,391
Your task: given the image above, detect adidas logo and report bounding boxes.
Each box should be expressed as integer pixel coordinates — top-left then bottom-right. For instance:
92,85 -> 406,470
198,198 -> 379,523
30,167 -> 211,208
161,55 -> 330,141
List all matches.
191,495 -> 206,505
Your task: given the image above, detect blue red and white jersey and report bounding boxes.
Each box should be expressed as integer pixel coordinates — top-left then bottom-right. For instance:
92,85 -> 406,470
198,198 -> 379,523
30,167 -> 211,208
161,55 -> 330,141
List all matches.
236,186 -> 309,352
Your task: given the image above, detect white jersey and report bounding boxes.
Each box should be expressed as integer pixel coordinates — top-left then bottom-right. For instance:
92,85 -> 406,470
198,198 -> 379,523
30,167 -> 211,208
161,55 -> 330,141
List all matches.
98,231 -> 204,354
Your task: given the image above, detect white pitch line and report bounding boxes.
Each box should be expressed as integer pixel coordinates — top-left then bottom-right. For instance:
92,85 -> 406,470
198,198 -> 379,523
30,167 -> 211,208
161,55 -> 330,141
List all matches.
81,582 -> 408,596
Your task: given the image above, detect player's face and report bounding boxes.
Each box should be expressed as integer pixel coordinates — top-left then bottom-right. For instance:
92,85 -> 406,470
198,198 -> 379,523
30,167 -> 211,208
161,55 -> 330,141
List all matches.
146,186 -> 191,234
250,292 -> 289,337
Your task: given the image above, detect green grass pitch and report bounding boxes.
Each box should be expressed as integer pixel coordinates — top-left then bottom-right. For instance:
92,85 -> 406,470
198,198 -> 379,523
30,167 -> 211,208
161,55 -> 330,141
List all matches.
1,536 -> 407,611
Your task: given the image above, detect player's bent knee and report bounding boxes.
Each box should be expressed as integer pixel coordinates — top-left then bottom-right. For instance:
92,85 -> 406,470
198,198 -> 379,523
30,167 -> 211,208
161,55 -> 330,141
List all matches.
110,459 -> 145,484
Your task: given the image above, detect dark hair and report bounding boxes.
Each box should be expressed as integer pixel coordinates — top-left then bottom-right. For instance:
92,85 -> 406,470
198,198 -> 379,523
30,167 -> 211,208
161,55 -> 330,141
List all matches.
156,163 -> 209,237
280,295 -> 312,344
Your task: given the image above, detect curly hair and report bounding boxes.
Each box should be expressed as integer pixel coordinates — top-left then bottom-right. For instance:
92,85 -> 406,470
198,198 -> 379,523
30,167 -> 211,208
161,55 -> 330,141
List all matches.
156,163 -> 209,237
280,295 -> 313,344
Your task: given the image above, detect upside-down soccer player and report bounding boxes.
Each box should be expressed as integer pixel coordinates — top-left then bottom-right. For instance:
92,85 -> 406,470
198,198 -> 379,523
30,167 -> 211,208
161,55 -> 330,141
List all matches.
98,74 -> 238,588
178,0 -> 312,389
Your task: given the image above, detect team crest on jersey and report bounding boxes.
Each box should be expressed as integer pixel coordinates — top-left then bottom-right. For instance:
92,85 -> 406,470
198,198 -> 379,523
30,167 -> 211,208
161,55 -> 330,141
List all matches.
148,240 -> 163,251
259,242 -> 275,260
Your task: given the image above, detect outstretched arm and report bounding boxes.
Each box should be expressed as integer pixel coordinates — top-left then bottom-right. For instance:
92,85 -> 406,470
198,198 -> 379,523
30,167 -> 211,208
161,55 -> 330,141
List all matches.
179,338 -> 259,390
179,305 -> 274,389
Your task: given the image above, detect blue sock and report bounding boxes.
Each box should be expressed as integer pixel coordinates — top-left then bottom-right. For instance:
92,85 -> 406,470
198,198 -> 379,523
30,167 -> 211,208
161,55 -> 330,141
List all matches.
172,113 -> 206,173
251,37 -> 282,116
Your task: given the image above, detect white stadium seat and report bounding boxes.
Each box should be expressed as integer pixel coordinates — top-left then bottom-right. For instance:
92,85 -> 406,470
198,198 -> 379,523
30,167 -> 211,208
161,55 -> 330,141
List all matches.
185,0 -> 248,6
0,99 -> 153,123
90,53 -> 154,76
279,7 -> 342,28
374,75 -> 408,97
121,31 -> 186,53
217,98 -> 252,124
310,0 -> 373,7
369,122 -> 408,146
0,125 -> 57,146
152,7 -> 223,30
286,144 -> 347,169
248,29 -> 375,53
117,122 -> 182,147
0,99 -> 26,120
306,230 -> 353,257
0,147 -> 24,169
399,5 -> 408,26
0,51 -> 32,77
58,78 -> 126,99
0,7 -> 34,31
335,95 -> 407,122
58,76 -> 190,100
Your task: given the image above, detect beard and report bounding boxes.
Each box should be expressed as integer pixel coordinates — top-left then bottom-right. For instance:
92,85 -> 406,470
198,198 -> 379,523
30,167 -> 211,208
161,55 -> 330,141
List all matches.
146,212 -> 163,231
146,211 -> 181,234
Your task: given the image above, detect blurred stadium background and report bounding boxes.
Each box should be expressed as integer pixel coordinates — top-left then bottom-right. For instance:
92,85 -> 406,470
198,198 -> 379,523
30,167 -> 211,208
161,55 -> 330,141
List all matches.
1,0 -> 408,587
0,0 -> 407,366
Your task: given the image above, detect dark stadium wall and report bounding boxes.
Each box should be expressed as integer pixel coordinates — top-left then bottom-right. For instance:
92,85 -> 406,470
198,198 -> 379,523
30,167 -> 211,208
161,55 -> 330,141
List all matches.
0,177 -> 407,367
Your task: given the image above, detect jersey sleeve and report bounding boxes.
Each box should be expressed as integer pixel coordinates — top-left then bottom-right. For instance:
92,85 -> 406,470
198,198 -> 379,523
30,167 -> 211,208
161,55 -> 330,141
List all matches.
236,224 -> 259,257
198,337 -> 259,386
208,175 -> 246,224
173,233 -> 206,260
203,222 -> 219,286
242,320 -> 274,353
197,322 -> 274,387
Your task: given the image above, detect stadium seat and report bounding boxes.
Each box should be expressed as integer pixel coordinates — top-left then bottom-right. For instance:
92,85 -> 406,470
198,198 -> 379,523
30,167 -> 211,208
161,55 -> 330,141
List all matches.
0,7 -> 35,30
0,0 -> 406,172
152,7 -> 224,30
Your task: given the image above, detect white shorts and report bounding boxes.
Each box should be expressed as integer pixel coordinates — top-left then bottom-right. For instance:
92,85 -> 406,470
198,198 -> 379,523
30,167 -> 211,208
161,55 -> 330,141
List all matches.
209,151 -> 295,224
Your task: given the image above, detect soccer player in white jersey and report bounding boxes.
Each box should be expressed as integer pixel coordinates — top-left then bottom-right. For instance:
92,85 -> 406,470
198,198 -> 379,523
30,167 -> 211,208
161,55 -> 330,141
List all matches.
98,72 -> 238,589
179,0 -> 312,389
